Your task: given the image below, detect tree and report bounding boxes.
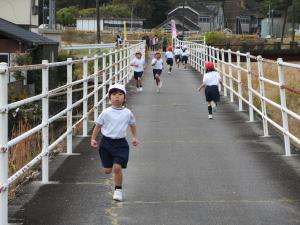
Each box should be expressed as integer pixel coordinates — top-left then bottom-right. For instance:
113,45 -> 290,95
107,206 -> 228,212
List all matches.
56,6 -> 79,26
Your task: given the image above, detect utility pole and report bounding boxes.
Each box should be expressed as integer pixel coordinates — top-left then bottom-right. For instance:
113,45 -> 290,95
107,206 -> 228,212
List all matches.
182,0 -> 185,36
49,0 -> 56,29
292,1 -> 295,42
271,9 -> 274,37
96,0 -> 101,43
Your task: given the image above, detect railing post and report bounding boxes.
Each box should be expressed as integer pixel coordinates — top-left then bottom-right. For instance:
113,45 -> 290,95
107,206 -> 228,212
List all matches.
109,51 -> 113,86
67,58 -> 73,154
0,62 -> 8,225
277,58 -> 291,156
82,56 -> 88,136
114,50 -> 119,83
94,55 -> 99,122
228,49 -> 234,103
119,49 -> 123,83
257,56 -> 269,137
216,48 -> 222,92
236,51 -> 243,111
126,45 -> 130,83
42,60 -> 49,183
246,52 -> 254,122
102,53 -> 107,111
221,49 -> 227,97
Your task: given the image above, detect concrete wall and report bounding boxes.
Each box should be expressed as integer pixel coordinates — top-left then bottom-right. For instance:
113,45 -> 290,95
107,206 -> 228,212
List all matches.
0,0 -> 39,28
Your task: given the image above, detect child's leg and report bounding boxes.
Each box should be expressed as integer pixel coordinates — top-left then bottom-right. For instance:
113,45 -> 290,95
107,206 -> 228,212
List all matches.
113,163 -> 123,187
155,74 -> 160,85
104,168 -> 112,174
207,102 -> 212,115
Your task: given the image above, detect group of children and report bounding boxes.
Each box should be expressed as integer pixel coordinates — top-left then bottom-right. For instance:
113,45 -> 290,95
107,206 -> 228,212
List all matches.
90,46 -> 222,202
130,45 -> 190,93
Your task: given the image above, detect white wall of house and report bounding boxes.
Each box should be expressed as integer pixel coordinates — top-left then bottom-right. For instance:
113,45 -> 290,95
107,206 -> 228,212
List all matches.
77,19 -> 104,31
0,0 -> 39,29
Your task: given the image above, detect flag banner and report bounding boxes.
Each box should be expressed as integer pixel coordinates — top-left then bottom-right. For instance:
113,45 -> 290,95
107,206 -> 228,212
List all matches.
171,20 -> 177,39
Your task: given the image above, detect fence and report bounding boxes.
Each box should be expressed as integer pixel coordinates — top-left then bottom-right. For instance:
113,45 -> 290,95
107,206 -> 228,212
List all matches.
175,39 -> 300,157
0,41 -> 145,225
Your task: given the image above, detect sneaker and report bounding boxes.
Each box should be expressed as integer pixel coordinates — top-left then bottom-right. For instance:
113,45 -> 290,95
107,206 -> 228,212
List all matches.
158,81 -> 163,88
156,86 -> 160,93
113,189 -> 123,201
139,87 -> 143,92
208,114 -> 213,119
136,87 -> 140,92
168,71 -> 171,74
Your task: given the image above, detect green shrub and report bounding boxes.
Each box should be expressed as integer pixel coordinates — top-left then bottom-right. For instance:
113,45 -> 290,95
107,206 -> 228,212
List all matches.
205,32 -> 226,45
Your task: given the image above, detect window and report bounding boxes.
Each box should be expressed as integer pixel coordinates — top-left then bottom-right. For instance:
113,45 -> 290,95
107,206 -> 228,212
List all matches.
240,17 -> 250,25
199,16 -> 210,23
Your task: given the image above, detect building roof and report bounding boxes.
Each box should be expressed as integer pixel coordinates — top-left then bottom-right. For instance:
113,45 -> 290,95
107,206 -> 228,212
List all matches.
0,18 -> 58,46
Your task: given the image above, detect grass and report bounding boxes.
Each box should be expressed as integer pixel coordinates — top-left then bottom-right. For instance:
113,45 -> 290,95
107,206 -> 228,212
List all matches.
226,59 -> 300,149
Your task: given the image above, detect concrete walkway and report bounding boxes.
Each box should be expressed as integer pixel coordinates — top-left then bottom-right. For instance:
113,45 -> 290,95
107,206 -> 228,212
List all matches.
9,57 -> 300,225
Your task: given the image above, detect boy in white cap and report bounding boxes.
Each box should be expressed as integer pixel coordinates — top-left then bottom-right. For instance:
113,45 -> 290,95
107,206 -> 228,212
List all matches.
130,51 -> 146,92
90,83 -> 139,201
151,51 -> 164,93
174,45 -> 182,68
181,45 -> 189,69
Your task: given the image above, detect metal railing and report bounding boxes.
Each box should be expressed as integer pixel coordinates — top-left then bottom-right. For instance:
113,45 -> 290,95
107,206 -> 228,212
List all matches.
175,38 -> 300,157
0,41 -> 145,225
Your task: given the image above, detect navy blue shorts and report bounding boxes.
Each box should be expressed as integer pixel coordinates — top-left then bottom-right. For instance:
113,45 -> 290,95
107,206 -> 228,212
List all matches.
153,69 -> 162,79
98,136 -> 129,169
205,85 -> 220,102
134,71 -> 143,80
175,55 -> 181,62
166,58 -> 173,66
182,56 -> 188,64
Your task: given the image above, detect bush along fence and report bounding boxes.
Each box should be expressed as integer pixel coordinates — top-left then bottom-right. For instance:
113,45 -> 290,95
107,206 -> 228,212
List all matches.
175,38 -> 300,156
0,41 -> 145,225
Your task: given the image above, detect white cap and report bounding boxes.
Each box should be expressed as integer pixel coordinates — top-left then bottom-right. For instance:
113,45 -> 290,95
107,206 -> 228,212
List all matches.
108,83 -> 126,95
183,45 -> 187,49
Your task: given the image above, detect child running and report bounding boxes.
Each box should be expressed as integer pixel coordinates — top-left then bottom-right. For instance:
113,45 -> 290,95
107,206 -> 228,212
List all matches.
130,51 -> 146,92
90,83 -> 139,201
174,45 -> 182,68
151,51 -> 164,93
165,46 -> 174,74
198,61 -> 223,119
181,45 -> 190,69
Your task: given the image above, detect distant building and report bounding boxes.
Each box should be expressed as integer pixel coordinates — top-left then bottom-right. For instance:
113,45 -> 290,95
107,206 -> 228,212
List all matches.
0,18 -> 58,82
159,1 -> 224,32
224,0 -> 262,34
0,0 -> 39,32
76,18 -> 144,32
159,0 -> 262,34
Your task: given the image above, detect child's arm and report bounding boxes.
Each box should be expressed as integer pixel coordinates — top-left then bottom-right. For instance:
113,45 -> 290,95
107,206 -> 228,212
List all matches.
129,125 -> 139,146
90,125 -> 101,148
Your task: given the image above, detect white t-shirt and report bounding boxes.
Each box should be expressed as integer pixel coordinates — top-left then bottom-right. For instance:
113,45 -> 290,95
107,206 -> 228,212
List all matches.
165,51 -> 174,59
203,71 -> 221,86
96,106 -> 136,139
182,50 -> 189,57
131,58 -> 145,72
151,58 -> 163,69
174,48 -> 182,56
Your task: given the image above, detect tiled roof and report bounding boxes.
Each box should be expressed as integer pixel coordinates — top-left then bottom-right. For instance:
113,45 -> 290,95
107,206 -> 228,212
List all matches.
0,18 -> 58,45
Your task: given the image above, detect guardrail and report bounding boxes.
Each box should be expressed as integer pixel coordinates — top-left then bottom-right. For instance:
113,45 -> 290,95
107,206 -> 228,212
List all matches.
0,41 -> 145,225
175,39 -> 300,157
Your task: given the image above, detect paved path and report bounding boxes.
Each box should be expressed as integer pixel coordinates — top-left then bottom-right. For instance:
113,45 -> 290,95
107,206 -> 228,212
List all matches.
9,58 -> 300,225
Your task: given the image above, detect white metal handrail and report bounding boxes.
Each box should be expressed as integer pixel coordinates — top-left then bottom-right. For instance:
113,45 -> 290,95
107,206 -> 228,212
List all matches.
0,41 -> 145,225
174,38 -> 300,157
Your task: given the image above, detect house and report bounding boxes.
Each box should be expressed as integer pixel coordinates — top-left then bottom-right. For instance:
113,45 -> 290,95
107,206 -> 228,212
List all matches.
160,0 -> 262,34
0,0 -> 39,32
224,0 -> 262,34
0,18 -> 59,82
159,1 -> 224,33
76,18 -> 144,32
